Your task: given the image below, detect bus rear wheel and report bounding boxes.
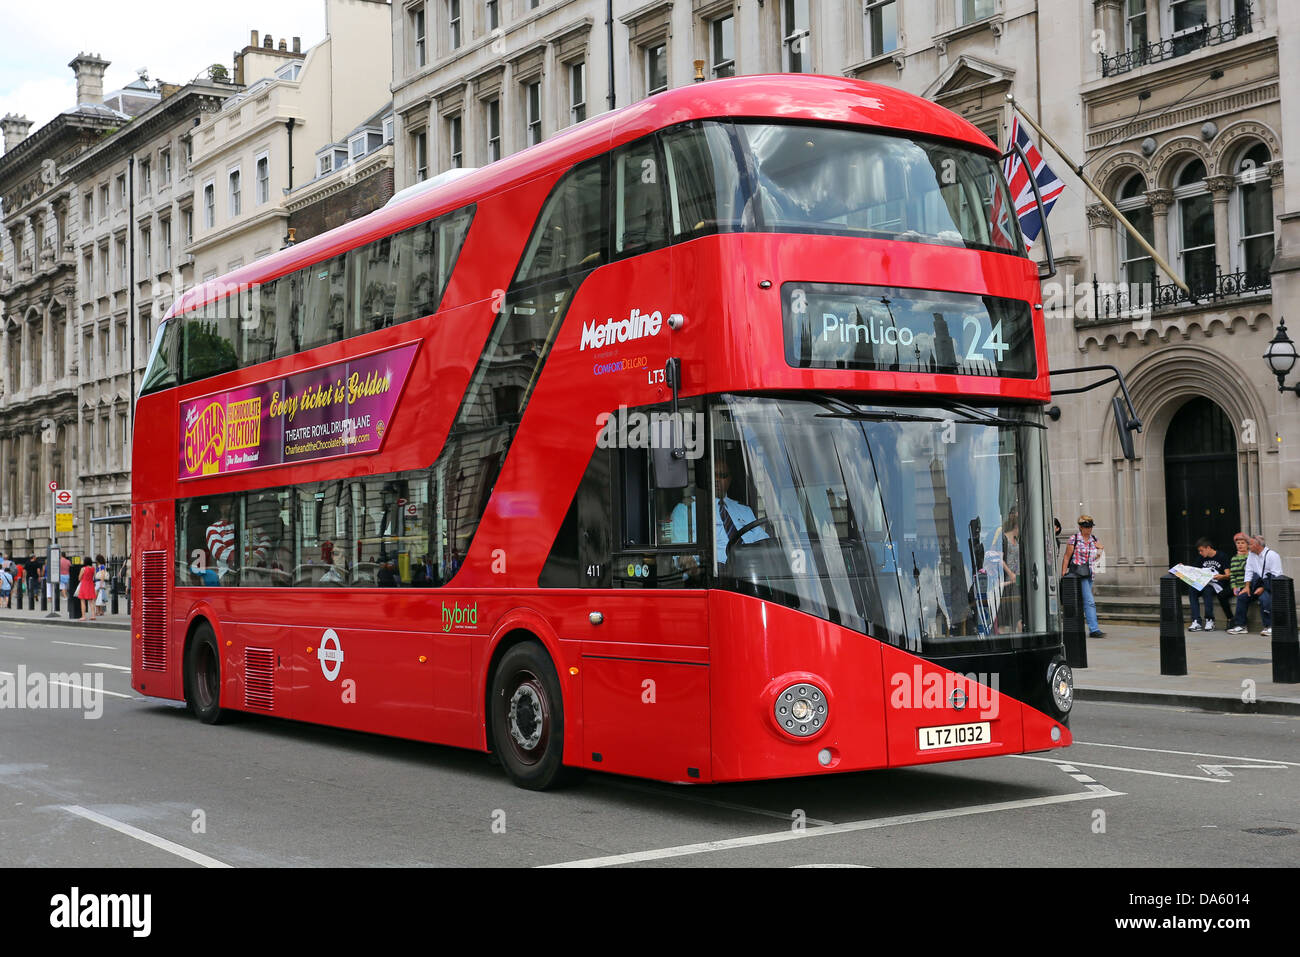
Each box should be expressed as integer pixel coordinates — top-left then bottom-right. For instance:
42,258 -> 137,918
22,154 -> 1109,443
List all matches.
490,643 -> 567,790
185,622 -> 226,724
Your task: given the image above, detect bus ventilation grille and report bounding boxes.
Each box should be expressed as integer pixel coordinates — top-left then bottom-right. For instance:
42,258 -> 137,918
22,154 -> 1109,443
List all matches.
244,648 -> 275,711
140,550 -> 168,672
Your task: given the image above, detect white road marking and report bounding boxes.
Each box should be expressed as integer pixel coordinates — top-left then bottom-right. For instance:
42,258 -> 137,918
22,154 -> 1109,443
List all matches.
541,789 -> 1123,868
51,640 -> 117,650
62,805 -> 231,868
84,662 -> 131,673
600,779 -> 835,826
0,634 -> 27,640
1012,754 -> 1230,783
49,680 -> 136,700
1074,740 -> 1300,768
1197,764 -> 1287,778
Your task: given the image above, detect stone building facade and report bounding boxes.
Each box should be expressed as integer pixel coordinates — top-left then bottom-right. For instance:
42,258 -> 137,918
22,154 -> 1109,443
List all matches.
60,78 -> 239,559
0,55 -> 157,561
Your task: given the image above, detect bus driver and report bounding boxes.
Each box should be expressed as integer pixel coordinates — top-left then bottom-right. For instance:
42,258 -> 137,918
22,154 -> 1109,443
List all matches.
670,456 -> 769,565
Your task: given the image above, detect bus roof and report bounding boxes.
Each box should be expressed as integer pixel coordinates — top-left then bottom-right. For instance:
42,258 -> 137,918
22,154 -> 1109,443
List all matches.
169,74 -> 996,319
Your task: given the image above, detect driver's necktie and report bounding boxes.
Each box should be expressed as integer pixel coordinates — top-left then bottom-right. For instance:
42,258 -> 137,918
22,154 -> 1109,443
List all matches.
719,499 -> 739,539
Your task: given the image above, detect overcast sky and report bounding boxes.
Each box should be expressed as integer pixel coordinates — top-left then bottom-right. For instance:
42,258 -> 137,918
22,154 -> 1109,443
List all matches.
0,0 -> 328,138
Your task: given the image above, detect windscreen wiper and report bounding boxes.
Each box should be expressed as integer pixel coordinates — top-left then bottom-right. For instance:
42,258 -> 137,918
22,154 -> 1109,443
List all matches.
932,399 -> 1047,430
814,409 -> 945,423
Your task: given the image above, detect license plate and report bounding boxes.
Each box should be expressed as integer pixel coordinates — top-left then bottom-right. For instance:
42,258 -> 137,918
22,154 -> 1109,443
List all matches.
918,722 -> 991,750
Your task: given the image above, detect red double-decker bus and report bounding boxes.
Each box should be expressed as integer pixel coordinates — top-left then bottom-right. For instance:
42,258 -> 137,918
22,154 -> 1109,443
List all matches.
132,75 -> 1074,789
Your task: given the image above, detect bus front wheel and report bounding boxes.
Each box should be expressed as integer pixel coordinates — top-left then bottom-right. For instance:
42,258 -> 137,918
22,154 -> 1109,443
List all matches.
490,642 -> 567,790
184,622 -> 226,724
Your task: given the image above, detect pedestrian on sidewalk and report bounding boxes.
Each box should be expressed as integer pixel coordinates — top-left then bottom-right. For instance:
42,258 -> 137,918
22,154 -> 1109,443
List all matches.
59,553 -> 71,599
75,563 -> 96,619
1188,537 -> 1231,631
1062,514 -> 1105,638
0,562 -> 11,609
1228,535 -> 1283,636
94,554 -> 110,619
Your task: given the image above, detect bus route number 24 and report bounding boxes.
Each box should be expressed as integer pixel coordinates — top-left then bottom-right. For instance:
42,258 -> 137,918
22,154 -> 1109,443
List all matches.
962,319 -> 1009,364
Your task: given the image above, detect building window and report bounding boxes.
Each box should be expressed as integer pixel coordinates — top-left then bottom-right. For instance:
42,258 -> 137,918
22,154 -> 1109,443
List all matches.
646,43 -> 668,95
448,0 -> 462,50
1234,142 -> 1274,284
1115,173 -> 1155,290
448,114 -> 463,168
383,115 -> 395,142
99,183 -> 110,218
83,251 -> 94,296
319,152 -> 333,177
140,225 -> 151,276
161,219 -> 172,269
99,244 -> 109,294
116,237 -> 127,287
413,130 -> 428,180
957,0 -> 996,25
524,81 -> 542,146
203,181 -> 215,228
486,98 -> 501,161
1174,158 -> 1215,297
487,0 -> 499,30
412,5 -> 427,68
350,134 -> 367,162
569,62 -> 586,124
183,137 -> 192,171
83,193 -> 93,224
1126,0 -> 1148,52
228,168 -> 241,217
117,174 -> 127,209
140,158 -> 152,196
256,152 -> 270,204
160,147 -> 172,185
783,0 -> 812,72
182,208 -> 193,247
866,0 -> 898,58
711,15 -> 736,78
275,61 -> 302,81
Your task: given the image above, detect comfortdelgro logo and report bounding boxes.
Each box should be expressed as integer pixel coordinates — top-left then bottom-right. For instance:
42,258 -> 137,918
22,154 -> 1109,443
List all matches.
441,601 -> 478,632
580,307 -> 663,351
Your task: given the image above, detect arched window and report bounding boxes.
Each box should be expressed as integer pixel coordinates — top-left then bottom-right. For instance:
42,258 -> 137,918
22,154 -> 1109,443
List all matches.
1115,172 -> 1155,290
1174,157 -> 1215,296
1232,141 -> 1273,285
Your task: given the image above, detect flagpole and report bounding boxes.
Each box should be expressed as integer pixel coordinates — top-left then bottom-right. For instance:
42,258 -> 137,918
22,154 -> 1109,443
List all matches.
1007,94 -> 1190,296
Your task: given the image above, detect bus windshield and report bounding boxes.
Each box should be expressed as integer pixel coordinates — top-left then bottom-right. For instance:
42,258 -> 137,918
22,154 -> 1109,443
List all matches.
711,394 -> 1056,656
736,122 -> 1021,253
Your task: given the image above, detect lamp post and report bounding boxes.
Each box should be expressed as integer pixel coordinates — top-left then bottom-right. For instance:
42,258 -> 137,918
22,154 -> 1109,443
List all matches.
1264,317 -> 1300,395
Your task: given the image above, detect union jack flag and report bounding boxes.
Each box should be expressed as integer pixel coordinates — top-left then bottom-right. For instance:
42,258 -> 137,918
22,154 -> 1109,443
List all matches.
1000,116 -> 1065,250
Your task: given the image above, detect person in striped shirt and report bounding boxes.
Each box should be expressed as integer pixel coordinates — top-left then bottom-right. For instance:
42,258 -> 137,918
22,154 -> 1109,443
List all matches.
205,510 -> 236,584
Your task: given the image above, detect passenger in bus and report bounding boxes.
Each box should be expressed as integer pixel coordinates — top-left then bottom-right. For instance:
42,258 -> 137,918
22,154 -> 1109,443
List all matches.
200,505 -> 237,585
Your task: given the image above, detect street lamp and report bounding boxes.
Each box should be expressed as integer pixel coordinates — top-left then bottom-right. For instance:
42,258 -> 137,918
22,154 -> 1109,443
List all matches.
1264,317 -> 1300,395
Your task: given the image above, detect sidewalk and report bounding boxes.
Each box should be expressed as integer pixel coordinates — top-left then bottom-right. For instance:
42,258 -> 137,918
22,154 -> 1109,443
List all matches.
0,599 -> 129,631
1074,621 -> 1300,715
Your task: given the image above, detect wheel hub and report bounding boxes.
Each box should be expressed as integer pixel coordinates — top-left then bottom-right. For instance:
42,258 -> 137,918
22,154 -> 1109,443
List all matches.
508,683 -> 544,751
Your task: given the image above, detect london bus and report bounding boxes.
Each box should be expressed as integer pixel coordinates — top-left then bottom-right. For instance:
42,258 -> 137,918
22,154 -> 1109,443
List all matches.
131,74 -> 1075,789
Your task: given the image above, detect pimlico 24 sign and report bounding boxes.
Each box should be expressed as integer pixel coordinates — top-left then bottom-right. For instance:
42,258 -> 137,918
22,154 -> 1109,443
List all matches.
178,342 -> 419,480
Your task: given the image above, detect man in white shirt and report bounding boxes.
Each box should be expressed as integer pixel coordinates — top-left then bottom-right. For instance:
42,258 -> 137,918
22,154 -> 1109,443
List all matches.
1228,535 -> 1283,636
669,460 -> 770,565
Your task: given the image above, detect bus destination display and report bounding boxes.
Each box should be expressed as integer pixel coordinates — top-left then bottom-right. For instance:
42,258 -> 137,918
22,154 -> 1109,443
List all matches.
783,282 -> 1036,378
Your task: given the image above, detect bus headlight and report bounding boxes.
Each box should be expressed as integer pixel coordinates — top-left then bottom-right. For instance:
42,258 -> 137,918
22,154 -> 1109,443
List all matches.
1049,662 -> 1074,713
775,682 -> 827,737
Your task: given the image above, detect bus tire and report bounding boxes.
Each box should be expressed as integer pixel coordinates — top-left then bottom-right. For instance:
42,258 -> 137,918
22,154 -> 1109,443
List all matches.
185,622 -> 226,725
489,642 -> 568,790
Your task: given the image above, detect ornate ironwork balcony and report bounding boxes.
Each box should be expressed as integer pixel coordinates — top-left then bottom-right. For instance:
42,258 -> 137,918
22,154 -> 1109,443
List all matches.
1100,3 -> 1252,78
1091,266 -> 1271,321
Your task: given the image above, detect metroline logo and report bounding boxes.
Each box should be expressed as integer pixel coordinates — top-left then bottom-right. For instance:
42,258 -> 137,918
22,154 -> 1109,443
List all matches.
579,307 -> 663,351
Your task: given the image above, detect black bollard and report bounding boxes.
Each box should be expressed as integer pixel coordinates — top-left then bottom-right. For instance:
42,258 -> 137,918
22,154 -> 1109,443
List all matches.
1159,573 -> 1187,676
27,575 -> 34,609
42,580 -> 49,611
68,563 -> 81,620
1270,575 -> 1299,683
1060,573 -> 1088,668
111,578 -> 119,615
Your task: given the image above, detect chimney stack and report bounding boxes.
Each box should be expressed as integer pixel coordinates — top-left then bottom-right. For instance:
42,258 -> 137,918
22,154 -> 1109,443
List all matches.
250,30 -> 259,47
69,52 -> 110,106
2,114 -> 34,153
278,39 -> 287,51
292,37 -> 301,53
264,33 -> 273,49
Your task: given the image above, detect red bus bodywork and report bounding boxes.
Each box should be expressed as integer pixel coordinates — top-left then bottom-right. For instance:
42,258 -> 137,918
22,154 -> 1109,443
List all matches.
132,75 -> 1071,785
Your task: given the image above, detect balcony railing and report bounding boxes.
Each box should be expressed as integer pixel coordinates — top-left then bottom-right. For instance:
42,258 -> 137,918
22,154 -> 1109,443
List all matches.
1092,266 -> 1270,321
1101,2 -> 1252,77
